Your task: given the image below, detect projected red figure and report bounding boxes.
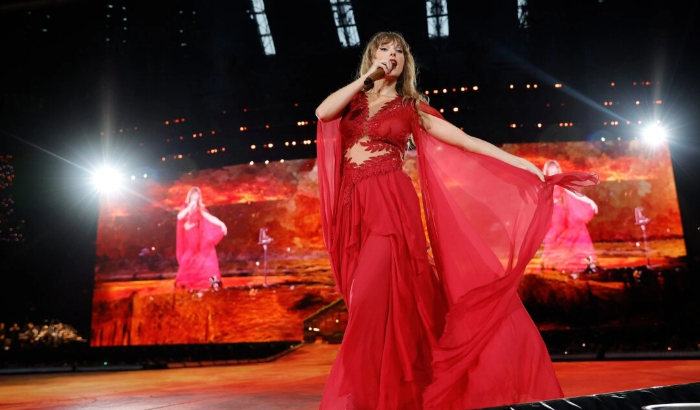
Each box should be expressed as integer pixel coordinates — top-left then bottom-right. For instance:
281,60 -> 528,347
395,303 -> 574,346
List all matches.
175,187 -> 228,291
542,160 -> 599,272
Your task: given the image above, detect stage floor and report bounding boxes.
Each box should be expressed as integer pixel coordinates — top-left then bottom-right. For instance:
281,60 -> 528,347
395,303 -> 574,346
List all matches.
1,344 -> 699,410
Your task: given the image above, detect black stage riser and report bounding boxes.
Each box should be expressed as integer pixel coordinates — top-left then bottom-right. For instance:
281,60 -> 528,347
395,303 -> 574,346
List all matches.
483,382 -> 700,410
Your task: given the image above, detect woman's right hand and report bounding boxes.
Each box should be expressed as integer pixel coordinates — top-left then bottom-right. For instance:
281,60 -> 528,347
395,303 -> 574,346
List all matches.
365,58 -> 394,80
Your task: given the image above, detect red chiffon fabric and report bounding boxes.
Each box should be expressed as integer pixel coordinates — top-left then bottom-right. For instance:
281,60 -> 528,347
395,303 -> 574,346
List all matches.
174,205 -> 224,290
542,186 -> 597,271
317,94 -> 598,410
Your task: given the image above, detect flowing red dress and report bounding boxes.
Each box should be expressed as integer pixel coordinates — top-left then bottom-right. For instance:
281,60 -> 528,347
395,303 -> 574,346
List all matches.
174,205 -> 224,290
317,92 -> 598,410
542,186 -> 597,272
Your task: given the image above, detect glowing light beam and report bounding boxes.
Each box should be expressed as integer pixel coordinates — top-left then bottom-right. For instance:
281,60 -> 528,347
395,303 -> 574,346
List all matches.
642,125 -> 667,146
92,167 -> 123,193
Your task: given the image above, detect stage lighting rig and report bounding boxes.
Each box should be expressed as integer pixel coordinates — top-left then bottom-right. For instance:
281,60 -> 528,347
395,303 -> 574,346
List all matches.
642,124 -> 666,146
92,167 -> 123,194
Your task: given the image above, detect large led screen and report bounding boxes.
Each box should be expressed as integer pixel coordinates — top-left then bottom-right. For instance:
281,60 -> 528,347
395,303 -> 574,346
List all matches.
91,140 -> 686,346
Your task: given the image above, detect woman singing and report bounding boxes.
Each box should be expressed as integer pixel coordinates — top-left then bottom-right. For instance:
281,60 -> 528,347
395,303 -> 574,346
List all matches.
542,159 -> 599,272
174,187 -> 227,291
315,32 -> 598,410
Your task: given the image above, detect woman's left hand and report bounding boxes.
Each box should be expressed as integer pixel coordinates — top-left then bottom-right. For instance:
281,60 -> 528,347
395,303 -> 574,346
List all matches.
589,200 -> 599,214
221,224 -> 228,236
519,158 -> 545,182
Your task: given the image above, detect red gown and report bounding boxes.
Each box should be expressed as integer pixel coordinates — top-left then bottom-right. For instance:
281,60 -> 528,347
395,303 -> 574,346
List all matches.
174,205 -> 224,290
542,186 -> 597,271
317,92 -> 598,410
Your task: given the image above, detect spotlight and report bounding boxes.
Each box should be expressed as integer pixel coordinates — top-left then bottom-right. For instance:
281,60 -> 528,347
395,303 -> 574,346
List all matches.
93,167 -> 122,193
642,124 -> 666,146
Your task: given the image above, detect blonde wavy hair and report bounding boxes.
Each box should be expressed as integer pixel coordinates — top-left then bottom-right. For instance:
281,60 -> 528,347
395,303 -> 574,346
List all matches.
185,186 -> 204,208
358,32 -> 427,114
542,159 -> 562,176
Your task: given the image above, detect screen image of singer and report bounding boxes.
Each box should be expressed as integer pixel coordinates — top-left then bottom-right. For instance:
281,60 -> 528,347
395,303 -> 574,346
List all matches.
90,140 -> 686,346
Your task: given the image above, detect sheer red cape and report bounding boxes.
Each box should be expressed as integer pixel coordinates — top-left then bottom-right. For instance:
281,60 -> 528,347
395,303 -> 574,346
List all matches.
317,103 -> 598,409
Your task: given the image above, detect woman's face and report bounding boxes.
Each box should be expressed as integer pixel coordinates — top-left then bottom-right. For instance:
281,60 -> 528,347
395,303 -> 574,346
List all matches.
189,190 -> 201,204
374,41 -> 405,79
545,163 -> 561,176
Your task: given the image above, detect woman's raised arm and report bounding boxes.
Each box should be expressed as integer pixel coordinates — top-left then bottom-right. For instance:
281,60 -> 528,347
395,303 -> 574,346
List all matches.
315,59 -> 393,122
421,113 -> 545,182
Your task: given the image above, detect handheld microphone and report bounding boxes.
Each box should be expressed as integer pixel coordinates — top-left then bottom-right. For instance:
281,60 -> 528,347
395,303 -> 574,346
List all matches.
363,61 -> 396,86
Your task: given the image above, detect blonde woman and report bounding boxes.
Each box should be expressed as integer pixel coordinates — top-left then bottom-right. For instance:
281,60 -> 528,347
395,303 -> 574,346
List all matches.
174,187 -> 227,291
316,32 -> 598,409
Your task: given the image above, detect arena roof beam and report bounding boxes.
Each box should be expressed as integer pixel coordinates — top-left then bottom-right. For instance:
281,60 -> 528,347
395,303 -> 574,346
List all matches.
250,0 -> 276,55
427,0 -> 449,39
329,0 -> 360,47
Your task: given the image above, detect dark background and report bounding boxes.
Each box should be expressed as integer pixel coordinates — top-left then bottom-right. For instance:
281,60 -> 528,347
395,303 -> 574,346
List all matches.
0,0 -> 698,343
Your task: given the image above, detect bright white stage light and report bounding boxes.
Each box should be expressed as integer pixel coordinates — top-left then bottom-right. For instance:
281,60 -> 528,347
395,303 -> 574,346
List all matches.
93,167 -> 122,193
642,124 -> 666,146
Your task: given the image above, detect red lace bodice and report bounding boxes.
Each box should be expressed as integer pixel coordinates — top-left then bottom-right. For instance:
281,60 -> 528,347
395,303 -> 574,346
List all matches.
181,204 -> 203,227
339,92 -> 417,203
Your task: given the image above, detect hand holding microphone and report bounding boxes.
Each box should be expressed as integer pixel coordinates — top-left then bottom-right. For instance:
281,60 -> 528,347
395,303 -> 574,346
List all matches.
364,60 -> 397,86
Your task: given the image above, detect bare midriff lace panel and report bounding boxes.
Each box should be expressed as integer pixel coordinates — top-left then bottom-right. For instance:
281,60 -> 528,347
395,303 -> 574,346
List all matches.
342,93 -> 405,166
344,136 -> 400,166
339,92 -> 413,204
